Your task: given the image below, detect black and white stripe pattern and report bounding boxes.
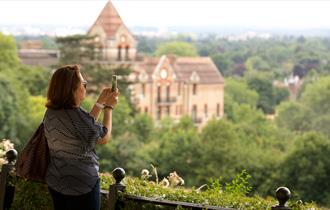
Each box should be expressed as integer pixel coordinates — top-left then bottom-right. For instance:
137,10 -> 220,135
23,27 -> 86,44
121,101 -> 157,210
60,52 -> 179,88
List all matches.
44,107 -> 107,195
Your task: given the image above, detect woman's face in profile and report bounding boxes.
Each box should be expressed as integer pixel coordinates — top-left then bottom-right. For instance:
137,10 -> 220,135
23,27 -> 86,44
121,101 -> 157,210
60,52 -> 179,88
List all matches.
75,72 -> 87,105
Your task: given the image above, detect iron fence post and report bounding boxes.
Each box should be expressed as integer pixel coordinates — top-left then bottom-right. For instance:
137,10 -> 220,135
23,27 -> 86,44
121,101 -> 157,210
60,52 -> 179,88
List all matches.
108,167 -> 126,210
0,149 -> 17,210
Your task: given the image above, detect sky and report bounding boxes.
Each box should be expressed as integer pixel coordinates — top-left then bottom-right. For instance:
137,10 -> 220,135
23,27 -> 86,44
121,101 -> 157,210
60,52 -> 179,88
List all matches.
0,0 -> 330,30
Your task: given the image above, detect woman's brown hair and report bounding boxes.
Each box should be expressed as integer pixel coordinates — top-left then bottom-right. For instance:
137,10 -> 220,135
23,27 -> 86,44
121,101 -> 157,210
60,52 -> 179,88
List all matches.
46,64 -> 81,109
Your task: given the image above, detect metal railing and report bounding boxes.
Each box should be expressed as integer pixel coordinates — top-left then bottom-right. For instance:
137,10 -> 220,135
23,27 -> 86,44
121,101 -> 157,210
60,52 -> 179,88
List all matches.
108,167 -> 292,210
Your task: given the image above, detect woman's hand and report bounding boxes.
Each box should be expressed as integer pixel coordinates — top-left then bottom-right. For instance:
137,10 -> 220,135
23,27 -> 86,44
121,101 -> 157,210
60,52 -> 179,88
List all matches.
105,89 -> 120,107
97,87 -> 111,104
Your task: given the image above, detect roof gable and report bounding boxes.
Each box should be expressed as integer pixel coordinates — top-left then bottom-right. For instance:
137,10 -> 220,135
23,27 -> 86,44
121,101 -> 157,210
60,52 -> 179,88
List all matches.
136,55 -> 224,84
88,1 -> 125,38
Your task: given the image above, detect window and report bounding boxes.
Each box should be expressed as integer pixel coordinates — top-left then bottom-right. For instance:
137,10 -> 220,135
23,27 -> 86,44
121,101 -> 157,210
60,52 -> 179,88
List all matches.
166,85 -> 170,102
144,107 -> 148,113
142,83 -> 146,97
125,46 -> 129,61
217,103 -> 220,117
178,83 -> 181,96
193,84 -> 197,95
117,46 -> 122,61
204,104 -> 208,118
157,86 -> 161,102
192,105 -> 197,121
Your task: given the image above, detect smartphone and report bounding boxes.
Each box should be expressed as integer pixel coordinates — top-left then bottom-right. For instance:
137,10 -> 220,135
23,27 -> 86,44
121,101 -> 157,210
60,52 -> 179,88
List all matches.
111,75 -> 117,92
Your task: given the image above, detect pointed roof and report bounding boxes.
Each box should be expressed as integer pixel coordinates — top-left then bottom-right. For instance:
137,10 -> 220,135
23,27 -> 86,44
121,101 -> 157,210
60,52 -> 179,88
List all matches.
88,1 -> 125,38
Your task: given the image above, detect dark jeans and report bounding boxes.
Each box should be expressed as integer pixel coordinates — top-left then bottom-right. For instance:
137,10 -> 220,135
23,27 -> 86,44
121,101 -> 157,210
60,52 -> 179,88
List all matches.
48,179 -> 100,210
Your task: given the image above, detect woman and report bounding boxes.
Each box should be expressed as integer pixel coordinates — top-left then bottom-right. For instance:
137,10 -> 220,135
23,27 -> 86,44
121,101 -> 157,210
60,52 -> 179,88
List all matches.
44,64 -> 119,210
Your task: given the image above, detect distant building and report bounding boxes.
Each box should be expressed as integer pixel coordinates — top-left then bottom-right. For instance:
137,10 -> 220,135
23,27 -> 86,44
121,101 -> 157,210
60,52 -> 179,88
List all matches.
129,55 -> 224,125
20,40 -> 43,49
273,74 -> 303,100
18,40 -> 59,67
18,49 -> 59,67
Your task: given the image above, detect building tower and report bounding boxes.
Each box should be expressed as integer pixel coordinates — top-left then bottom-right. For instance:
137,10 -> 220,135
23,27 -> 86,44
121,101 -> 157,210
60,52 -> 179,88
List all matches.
88,1 -> 137,62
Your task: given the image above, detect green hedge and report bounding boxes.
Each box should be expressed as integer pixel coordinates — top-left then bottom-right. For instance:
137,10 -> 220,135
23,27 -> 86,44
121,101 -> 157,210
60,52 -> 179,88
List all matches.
7,173 -> 320,210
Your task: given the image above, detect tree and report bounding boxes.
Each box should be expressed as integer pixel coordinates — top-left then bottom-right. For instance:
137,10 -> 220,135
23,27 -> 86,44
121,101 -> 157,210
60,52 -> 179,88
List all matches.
245,56 -> 270,72
273,87 -> 290,105
276,101 -> 311,132
211,53 -> 231,76
28,96 -> 47,131
110,95 -> 133,138
56,35 -> 97,65
97,132 -> 143,175
131,113 -> 154,143
225,77 -> 259,107
276,76 -> 330,138
0,33 -> 19,68
0,33 -> 34,148
280,132 -> 330,206
0,72 -> 32,148
15,65 -> 51,96
136,36 -> 158,55
195,119 -> 240,184
246,72 -> 276,114
300,76 -> 330,137
151,117 -> 201,185
155,41 -> 198,57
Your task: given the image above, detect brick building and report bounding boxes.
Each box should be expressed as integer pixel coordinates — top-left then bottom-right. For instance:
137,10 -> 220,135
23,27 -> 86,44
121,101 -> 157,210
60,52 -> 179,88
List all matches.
129,55 -> 224,125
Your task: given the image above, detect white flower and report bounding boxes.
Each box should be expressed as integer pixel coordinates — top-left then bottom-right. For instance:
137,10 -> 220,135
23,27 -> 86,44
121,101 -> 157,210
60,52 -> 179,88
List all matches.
0,139 -> 15,166
3,139 -> 14,151
141,169 -> 152,180
167,171 -> 185,186
0,158 -> 7,165
160,178 -> 170,187
141,169 -> 149,176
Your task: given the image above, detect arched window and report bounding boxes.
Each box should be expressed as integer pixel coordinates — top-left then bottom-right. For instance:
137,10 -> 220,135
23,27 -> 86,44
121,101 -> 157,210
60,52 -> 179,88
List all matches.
117,46 -> 122,61
125,46 -> 129,61
204,104 -> 208,118
166,85 -> 170,102
217,103 -> 220,117
141,83 -> 146,97
157,85 -> 161,102
193,83 -> 197,95
192,105 -> 197,122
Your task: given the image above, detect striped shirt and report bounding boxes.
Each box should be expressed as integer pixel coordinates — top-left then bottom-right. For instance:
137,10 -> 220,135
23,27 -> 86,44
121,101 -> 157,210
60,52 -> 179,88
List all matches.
44,107 -> 107,195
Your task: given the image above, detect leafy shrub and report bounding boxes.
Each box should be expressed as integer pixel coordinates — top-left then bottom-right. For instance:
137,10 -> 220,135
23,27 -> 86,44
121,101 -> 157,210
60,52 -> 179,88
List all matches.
7,172 -> 320,210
